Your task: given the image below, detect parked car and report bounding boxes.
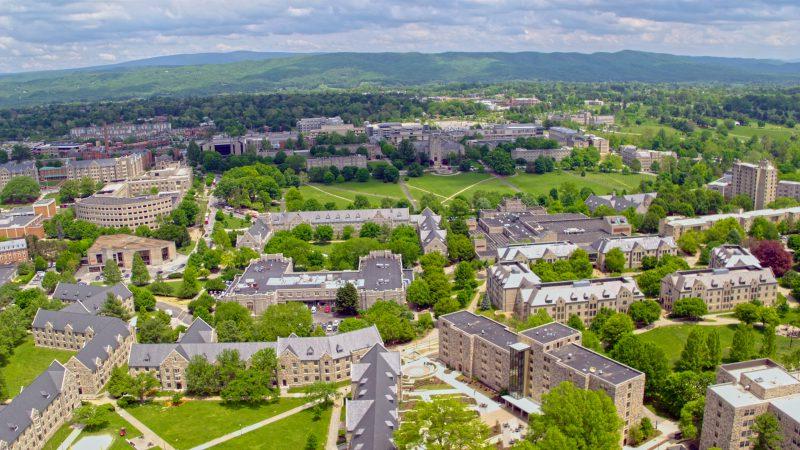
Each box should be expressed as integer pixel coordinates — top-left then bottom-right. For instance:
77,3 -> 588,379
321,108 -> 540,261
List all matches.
324,305 -> 331,313
311,306 -> 317,314
326,323 -> 333,332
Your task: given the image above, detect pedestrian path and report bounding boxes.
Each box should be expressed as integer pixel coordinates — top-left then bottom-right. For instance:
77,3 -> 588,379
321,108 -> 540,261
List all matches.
56,426 -> 82,450
114,405 -> 176,450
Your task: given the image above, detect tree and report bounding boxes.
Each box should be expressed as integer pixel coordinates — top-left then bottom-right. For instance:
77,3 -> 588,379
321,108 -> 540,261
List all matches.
707,328 -> 723,369
304,434 -> 319,450
72,404 -> 109,432
338,317 -> 370,333
603,248 -> 626,272
567,314 -> 585,331
734,302 -> 762,325
11,144 -> 32,162
250,347 -> 279,388
314,225 -> 334,243
760,325 -> 777,358
138,313 -> 176,343
599,313 -> 634,347
304,381 -> 341,419
524,381 -> 623,450
751,240 -> 793,277
102,259 -> 122,285
406,278 -> 432,308
106,366 -> 133,398
0,176 -> 39,204
433,297 -> 461,318
362,301 -> 416,344
679,397 -> 705,439
394,398 -> 490,450
334,282 -> 359,315
676,328 -> 710,372
186,355 -> 219,396
130,372 -> 159,402
610,335 -> 670,393
671,297 -> 708,320
179,266 -> 200,299
41,271 -> 61,294
255,302 -> 313,341
749,217 -> 780,241
131,252 -> 150,286
131,286 -> 156,311
628,300 -> 661,326
453,262 -> 476,291
658,371 -> 714,417
446,233 -> 475,262
101,293 -> 130,321
751,412 -> 782,450
730,324 -> 757,362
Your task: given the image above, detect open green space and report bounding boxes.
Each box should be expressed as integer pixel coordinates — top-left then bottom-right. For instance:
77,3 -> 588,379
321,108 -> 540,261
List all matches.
728,123 -> 798,141
42,423 -> 74,450
218,214 -> 251,229
297,185 -> 353,209
405,172 -> 492,200
286,379 -> 350,394
123,397 -> 309,449
2,336 -> 75,397
81,408 -> 142,450
212,405 -> 332,450
507,171 -> 650,197
637,324 -> 796,366
453,177 -> 518,202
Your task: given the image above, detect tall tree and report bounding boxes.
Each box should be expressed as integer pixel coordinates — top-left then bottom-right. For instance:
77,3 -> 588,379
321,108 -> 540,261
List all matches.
603,247 -> 627,272
760,325 -> 777,358
730,324 -> 757,362
101,293 -> 130,321
130,252 -> 150,286
334,282 -> 359,315
102,259 -> 122,285
751,412 -> 782,450
394,397 -> 490,450
676,328 -> 710,372
129,372 -> 159,403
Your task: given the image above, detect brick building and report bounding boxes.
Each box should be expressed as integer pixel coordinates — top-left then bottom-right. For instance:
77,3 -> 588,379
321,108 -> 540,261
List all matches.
0,238 -> 28,265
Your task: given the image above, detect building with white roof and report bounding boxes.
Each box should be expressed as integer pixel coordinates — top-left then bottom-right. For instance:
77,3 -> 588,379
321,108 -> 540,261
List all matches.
487,261 -> 542,311
710,244 -> 762,269
701,359 -> 800,450
592,235 -> 677,271
659,266 -> 777,313
659,206 -> 800,240
495,241 -> 579,264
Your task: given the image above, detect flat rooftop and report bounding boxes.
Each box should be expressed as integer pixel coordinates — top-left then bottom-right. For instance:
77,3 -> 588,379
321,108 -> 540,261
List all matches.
441,310 -> 519,349
521,322 -> 579,344
549,343 -> 642,385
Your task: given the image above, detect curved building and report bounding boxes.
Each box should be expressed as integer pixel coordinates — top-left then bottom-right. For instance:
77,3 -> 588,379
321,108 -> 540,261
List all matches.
75,194 -> 174,229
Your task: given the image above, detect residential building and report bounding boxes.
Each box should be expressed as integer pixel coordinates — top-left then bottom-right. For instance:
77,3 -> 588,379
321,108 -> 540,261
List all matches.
619,145 -> 675,172
412,208 -> 447,255
221,250 -> 411,314
297,116 -> 345,133
514,277 -> 645,326
31,309 -> 134,395
0,361 -> 80,450
777,180 -> 800,201
129,321 -> 383,390
70,120 -> 171,140
74,181 -> 179,229
0,160 -> 38,190
364,122 -> 428,144
700,359 -> 800,450
584,192 -> 657,215
592,235 -> 677,271
237,215 -> 272,249
46,154 -> 145,184
305,154 -> 367,170
268,208 -> 410,236
126,165 -> 192,196
345,344 -> 401,450
52,282 -> 134,315
659,266 -> 777,313
481,123 -> 544,140
710,245 -> 762,269
730,160 -> 778,209
510,147 -> 572,163
487,261 -> 542,311
659,206 -> 800,240
86,234 -> 176,272
0,238 -> 28,265
0,199 -> 56,239
495,242 -> 579,264
438,311 -> 645,443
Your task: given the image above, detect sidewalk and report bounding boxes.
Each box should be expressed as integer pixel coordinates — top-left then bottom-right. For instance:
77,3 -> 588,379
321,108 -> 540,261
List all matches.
114,405 -> 176,450
56,426 -> 82,450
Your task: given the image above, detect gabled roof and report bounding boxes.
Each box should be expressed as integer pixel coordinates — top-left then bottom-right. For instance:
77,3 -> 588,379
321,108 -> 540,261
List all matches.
128,342 -> 276,368
346,344 -> 400,450
592,235 -> 676,254
178,317 -> 216,344
0,361 -> 68,445
278,326 -> 383,361
53,282 -> 132,315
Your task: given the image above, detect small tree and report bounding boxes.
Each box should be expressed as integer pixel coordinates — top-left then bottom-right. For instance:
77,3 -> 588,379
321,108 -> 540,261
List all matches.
314,225 -> 334,243
604,247 -> 626,272
131,252 -> 150,286
628,300 -> 661,326
760,325 -> 777,358
130,372 -> 159,403
405,278 -> 432,308
102,259 -> 122,285
101,293 -> 131,321
304,434 -> 319,450
334,282 -> 359,315
304,382 -> 341,419
730,324 -> 757,362
751,412 -> 782,450
599,313 -> 634,347
394,397 -> 490,450
734,302 -> 761,325
72,404 -> 109,432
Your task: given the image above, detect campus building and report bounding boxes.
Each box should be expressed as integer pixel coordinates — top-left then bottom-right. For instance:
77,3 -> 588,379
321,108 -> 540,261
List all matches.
305,154 -> 367,170
237,216 -> 272,250
619,145 -> 675,172
584,192 -> 657,215
52,283 -> 134,315
0,199 -> 57,239
437,311 -> 645,443
0,160 -> 38,190
129,319 -> 384,390
86,234 -> 176,272
345,344 -> 401,450
221,250 -> 412,315
297,116 -> 345,133
710,245 -> 762,269
659,206 -> 800,240
42,154 -> 145,184
31,309 -> 134,396
592,235 -> 677,271
0,361 -> 80,450
510,147 -> 572,163
0,238 -> 28,265
364,122 -> 428,145
74,181 -> 179,229
70,120 -> 171,140
731,160 -> 778,209
700,359 -> 800,450
659,266 -> 778,313
126,165 -> 192,196
268,208 -> 411,236
413,207 -> 447,255
495,242 -> 579,264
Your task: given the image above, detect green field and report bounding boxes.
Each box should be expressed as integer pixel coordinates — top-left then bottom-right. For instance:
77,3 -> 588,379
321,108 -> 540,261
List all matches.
124,397 -> 309,449
637,324 -> 797,366
2,337 -> 75,397
405,172 -> 492,200
218,214 -> 251,229
81,409 -> 142,450
212,405 -> 332,450
507,171 -> 650,197
42,424 -> 74,450
298,179 -> 405,209
729,123 -> 798,140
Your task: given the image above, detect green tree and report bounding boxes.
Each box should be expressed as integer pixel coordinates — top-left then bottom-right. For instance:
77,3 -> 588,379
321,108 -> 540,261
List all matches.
676,328 -> 710,372
628,300 -> 661,326
446,233 -> 476,262
72,404 -> 109,432
255,302 -> 313,341
394,397 -> 490,450
130,372 -> 159,403
130,252 -> 150,286
334,282 -> 359,315
106,366 -> 133,398
453,261 -> 476,291
679,397 -> 705,439
41,271 -> 61,294
101,293 -> 130,321
603,247 -> 626,272
338,318 -> 370,333
102,259 -> 122,285
567,314 -> 585,331
186,355 -> 219,396
734,302 -> 761,325
362,301 -> 416,344
314,225 -> 334,243
179,266 -> 200,299
730,324 -> 757,362
610,335 -> 670,393
304,381 -> 341,419
760,325 -> 777,358
658,371 -> 714,417
671,297 -> 708,320
525,381 -> 623,450
599,313 -> 634,348
0,176 -> 39,204
406,278 -> 433,308
304,434 -> 319,450
751,412 -> 782,450
706,329 -> 723,369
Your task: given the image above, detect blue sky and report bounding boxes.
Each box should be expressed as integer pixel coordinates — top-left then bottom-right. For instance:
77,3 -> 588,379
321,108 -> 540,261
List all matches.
1,0 -> 799,73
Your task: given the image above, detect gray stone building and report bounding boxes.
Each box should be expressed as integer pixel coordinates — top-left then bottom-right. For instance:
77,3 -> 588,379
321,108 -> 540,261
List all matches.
659,265 -> 777,313
592,235 -> 677,271
52,282 -> 134,315
346,344 -> 401,450
268,208 -> 411,236
710,245 -> 762,269
236,215 -> 272,250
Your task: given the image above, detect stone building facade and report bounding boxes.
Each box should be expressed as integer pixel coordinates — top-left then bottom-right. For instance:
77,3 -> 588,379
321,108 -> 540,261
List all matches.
659,265 -> 778,313
86,234 -> 176,272
0,238 -> 28,265
0,160 -> 38,191
268,208 -> 411,236
0,199 -> 56,239
592,235 -> 678,271
659,206 -> 800,240
305,155 -> 367,170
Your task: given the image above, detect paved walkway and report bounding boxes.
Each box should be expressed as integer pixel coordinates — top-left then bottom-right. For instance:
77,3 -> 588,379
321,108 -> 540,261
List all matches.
56,426 -> 82,450
113,404 -> 176,450
325,388 -> 350,450
189,401 -> 316,450
633,312 -> 740,335
398,179 -> 418,209
492,174 -> 521,192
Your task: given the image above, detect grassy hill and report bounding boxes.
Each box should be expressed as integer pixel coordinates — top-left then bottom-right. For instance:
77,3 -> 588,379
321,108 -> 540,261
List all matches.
2,50 -> 800,107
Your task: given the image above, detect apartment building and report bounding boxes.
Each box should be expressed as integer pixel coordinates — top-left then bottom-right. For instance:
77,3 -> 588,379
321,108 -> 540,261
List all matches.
0,361 -> 80,450
777,180 -> 800,200
126,165 -> 192,196
74,182 -> 178,229
487,261 -> 542,311
0,238 -> 28,265
86,234 -> 176,272
305,154 -> 367,170
700,359 -> 800,450
32,309 -> 134,396
129,319 -> 383,390
438,311 -> 645,443
0,160 -> 38,190
619,145 -> 675,172
514,277 -> 645,326
495,242 -> 579,264
710,245 -> 762,269
584,192 -> 657,215
221,250 -> 411,314
57,154 -> 145,184
70,120 -> 171,140
731,160 -> 778,209
269,208 -> 410,236
0,199 -> 56,239
510,147 -> 572,163
413,207 -> 448,255
52,283 -> 134,315
364,122 -> 428,144
659,266 -> 777,313
659,206 -> 800,240
592,235 -> 678,271
297,116 -> 345,133
481,123 -> 544,140
345,344 -> 400,450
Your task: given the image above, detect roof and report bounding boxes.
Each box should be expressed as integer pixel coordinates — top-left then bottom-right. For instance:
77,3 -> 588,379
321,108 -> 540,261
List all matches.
278,326 -> 383,361
518,277 -> 643,308
129,342 -> 276,368
592,235 -> 676,255
347,344 -> 400,450
0,239 -> 27,253
489,262 -> 541,290
269,208 -> 409,226
178,318 -> 216,344
708,383 -> 764,408
663,266 -> 776,292
710,245 -> 762,269
496,242 -> 578,262
0,160 -> 36,174
440,310 -> 519,349
52,282 -> 132,315
0,361 -> 68,445
662,206 -> 800,228
243,216 -> 271,240
584,193 -> 656,213
87,234 -> 173,253
521,322 -> 580,344
549,343 -> 643,385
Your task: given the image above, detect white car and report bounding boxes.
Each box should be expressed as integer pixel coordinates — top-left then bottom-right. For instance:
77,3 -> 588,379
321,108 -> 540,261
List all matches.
311,306 -> 317,314
326,324 -> 333,332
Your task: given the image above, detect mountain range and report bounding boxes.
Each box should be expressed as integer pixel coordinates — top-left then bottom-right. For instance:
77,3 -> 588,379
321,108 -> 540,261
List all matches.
1,50 -> 800,107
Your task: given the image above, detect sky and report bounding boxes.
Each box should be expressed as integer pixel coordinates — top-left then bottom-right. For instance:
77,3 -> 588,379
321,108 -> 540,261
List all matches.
2,0 -> 800,73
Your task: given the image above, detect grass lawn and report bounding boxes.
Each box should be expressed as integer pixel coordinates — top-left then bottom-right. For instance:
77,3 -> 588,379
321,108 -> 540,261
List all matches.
507,171 -> 649,196
452,177 -> 518,202
212,405 -> 332,450
218,214 -> 251,229
297,185 -> 353,209
80,408 -> 142,450
405,172 -> 492,200
2,336 -> 75,397
124,397 -> 309,449
42,423 -> 74,450
311,242 -> 336,255
638,324 -> 797,367
286,379 -> 350,394
729,123 -> 798,141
